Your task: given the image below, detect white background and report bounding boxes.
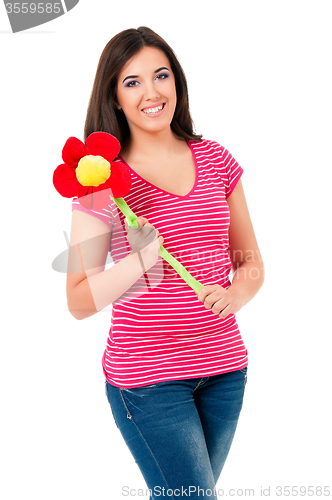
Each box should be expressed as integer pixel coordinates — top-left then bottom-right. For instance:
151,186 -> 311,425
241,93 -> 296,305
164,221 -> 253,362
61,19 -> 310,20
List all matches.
1,1 -> 331,498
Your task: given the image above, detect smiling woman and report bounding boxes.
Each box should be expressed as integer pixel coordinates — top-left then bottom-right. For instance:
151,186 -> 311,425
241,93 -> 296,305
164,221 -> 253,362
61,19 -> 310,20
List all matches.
83,27 -> 202,145
64,26 -> 264,498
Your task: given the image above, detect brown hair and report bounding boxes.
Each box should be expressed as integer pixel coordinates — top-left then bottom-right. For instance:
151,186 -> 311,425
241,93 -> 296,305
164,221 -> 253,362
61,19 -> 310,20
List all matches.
84,26 -> 203,145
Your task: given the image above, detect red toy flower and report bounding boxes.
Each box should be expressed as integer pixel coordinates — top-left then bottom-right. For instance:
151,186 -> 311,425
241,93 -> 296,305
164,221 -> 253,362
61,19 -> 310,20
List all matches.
53,132 -> 132,210
52,131 -> 204,295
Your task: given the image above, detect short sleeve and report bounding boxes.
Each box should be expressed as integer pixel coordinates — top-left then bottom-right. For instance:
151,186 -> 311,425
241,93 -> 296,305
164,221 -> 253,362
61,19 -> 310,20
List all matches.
209,140 -> 244,198
71,196 -> 115,229
221,147 -> 244,198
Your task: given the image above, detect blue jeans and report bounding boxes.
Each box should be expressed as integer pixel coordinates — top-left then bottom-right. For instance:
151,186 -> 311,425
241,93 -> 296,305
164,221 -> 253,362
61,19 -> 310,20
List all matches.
105,367 -> 248,499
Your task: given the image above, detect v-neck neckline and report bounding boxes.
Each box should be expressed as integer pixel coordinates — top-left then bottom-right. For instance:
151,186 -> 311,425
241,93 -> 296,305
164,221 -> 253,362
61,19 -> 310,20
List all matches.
118,139 -> 198,200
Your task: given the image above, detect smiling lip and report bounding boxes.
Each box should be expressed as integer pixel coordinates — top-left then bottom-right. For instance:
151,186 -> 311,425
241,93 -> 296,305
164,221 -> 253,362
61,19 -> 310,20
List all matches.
141,102 -> 165,111
141,103 -> 166,117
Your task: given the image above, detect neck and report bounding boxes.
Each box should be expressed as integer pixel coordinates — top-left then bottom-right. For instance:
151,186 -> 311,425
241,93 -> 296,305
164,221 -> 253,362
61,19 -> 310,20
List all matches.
121,127 -> 184,160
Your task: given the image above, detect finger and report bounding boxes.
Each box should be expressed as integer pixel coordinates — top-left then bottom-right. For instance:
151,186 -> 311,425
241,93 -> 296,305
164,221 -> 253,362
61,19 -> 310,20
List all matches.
198,285 -> 218,302
148,227 -> 160,243
133,218 -> 144,227
137,217 -> 149,225
210,297 -> 227,313
125,218 -> 139,228
126,219 -> 146,234
205,297 -> 223,310
197,286 -> 208,302
142,224 -> 160,242
219,303 -> 232,319
208,292 -> 229,312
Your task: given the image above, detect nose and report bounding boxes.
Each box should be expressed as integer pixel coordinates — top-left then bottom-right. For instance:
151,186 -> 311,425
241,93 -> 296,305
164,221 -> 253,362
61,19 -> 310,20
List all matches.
143,79 -> 161,101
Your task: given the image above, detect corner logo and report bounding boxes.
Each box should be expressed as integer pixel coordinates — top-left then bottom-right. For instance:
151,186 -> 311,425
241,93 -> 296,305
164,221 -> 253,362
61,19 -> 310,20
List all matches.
3,0 -> 79,33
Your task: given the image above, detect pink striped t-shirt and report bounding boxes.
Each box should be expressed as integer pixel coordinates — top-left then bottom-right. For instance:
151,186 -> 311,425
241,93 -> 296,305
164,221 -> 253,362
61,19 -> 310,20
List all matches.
72,138 -> 248,388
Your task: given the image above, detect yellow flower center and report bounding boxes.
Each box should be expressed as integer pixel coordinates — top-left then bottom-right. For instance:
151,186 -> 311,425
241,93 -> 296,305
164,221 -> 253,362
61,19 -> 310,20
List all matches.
75,155 -> 111,187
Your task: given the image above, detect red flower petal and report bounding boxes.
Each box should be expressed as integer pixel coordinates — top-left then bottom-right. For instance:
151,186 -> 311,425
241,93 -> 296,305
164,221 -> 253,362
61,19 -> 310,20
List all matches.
54,133 -> 132,210
62,137 -> 87,168
77,185 -> 113,211
85,132 -> 121,163
108,160 -> 132,198
53,163 -> 81,198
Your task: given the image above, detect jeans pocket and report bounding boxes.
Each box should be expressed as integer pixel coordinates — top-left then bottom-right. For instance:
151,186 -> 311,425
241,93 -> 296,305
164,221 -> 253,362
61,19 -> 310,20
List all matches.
121,381 -> 163,390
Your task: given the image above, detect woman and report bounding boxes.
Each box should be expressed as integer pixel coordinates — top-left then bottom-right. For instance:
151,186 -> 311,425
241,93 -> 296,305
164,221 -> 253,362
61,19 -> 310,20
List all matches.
67,27 -> 264,498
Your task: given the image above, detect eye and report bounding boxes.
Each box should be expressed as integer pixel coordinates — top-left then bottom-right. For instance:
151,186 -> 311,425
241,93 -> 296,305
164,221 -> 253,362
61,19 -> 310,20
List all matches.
126,80 -> 139,88
156,73 -> 169,80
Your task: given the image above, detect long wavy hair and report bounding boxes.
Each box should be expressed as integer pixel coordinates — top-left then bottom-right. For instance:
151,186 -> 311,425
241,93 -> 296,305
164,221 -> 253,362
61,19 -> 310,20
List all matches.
84,26 -> 202,145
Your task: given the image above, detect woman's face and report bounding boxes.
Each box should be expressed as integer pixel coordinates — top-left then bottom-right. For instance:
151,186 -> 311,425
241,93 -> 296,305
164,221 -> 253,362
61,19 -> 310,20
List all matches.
116,46 -> 177,137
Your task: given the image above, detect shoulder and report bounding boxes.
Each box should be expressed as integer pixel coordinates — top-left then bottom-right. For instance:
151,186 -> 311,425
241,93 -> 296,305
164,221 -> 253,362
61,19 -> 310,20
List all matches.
188,137 -> 228,160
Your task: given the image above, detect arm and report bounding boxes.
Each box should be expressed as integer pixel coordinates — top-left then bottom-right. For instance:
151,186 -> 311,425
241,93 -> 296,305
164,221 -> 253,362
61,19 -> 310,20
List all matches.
66,210 -> 145,320
197,179 -> 264,318
226,178 -> 265,308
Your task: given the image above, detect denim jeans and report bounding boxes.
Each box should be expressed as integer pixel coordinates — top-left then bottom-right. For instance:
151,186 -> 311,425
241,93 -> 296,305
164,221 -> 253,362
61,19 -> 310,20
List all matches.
105,366 -> 248,499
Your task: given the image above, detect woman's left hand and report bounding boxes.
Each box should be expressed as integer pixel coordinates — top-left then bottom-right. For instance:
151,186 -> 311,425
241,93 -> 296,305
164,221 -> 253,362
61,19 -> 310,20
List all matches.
196,284 -> 244,319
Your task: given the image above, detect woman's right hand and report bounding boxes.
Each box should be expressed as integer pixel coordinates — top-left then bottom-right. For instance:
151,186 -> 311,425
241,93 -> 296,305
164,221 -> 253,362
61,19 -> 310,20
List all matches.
125,217 -> 164,270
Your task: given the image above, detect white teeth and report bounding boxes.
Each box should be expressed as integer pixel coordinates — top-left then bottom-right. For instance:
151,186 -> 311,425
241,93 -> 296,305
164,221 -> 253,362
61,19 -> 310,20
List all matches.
142,104 -> 164,114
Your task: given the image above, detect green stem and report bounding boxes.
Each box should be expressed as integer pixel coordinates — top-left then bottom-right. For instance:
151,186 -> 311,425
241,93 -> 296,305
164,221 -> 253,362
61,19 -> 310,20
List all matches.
111,196 -> 204,294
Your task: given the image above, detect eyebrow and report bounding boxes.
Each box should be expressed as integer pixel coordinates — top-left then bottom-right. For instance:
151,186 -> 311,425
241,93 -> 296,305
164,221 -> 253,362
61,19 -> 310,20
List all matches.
122,67 -> 170,84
